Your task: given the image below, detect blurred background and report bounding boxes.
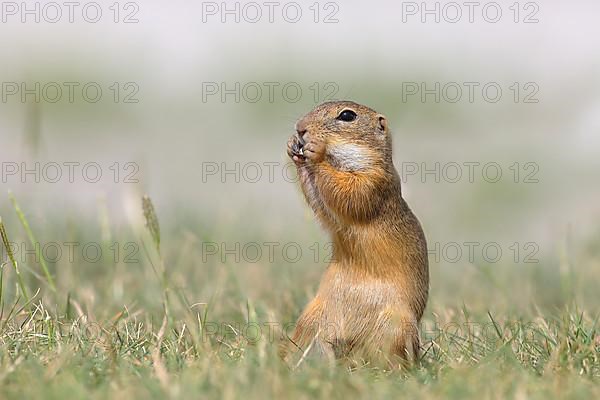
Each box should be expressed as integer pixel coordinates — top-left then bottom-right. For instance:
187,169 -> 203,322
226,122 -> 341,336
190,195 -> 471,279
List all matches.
0,0 -> 599,316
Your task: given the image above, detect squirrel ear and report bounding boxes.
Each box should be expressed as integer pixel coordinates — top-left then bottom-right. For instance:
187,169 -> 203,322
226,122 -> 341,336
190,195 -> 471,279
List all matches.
377,115 -> 388,134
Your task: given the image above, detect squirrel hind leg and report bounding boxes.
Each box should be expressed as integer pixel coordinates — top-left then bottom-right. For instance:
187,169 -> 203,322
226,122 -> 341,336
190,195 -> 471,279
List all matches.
279,335 -> 335,369
279,313 -> 336,368
387,323 -> 421,368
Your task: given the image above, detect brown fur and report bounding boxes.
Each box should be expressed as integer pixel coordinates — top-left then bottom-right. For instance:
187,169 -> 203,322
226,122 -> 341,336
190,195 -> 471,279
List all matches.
282,101 -> 429,367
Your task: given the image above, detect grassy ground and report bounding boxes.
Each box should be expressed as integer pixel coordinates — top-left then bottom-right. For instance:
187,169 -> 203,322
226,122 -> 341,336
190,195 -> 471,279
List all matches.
0,194 -> 599,400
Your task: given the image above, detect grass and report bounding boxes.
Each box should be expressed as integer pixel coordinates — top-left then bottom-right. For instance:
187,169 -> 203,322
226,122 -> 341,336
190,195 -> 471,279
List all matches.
0,194 -> 599,399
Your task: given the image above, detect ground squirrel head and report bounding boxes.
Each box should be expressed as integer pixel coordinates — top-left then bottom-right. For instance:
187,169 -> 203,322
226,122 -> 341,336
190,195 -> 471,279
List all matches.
294,101 -> 392,172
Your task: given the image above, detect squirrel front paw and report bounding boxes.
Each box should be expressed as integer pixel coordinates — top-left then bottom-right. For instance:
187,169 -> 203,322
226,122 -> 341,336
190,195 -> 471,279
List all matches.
302,140 -> 325,163
287,133 -> 325,165
287,133 -> 305,164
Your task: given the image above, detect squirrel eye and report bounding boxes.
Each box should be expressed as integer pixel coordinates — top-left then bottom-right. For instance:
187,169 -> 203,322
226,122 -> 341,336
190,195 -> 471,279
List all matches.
336,109 -> 357,122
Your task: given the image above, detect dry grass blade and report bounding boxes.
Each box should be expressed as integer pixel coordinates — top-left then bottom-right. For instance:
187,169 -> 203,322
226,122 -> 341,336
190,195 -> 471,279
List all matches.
294,328 -> 321,370
142,195 -> 161,255
152,313 -> 170,392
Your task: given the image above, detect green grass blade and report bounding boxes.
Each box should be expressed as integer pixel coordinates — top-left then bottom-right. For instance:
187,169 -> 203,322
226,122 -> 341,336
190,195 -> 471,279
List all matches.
8,192 -> 57,292
0,216 -> 30,304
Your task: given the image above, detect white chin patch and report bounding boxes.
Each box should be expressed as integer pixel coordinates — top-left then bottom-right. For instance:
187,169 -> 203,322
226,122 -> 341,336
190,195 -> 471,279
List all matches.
328,143 -> 371,172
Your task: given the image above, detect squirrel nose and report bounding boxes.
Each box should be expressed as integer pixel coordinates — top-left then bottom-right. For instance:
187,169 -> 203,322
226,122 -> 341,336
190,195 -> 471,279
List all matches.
295,121 -> 308,137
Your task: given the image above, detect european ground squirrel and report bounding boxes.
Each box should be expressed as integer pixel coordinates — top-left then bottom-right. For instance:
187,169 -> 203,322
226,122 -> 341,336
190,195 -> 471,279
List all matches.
282,101 -> 429,368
